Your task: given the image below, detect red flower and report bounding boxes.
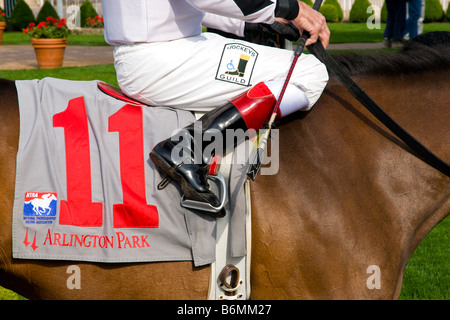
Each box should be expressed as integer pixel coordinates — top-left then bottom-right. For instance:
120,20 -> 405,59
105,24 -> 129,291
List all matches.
28,22 -> 35,27
23,28 -> 28,34
46,16 -> 58,24
37,22 -> 47,28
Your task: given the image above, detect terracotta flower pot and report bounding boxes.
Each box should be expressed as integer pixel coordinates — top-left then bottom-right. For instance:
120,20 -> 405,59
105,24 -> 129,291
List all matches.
31,38 -> 68,69
0,21 -> 6,45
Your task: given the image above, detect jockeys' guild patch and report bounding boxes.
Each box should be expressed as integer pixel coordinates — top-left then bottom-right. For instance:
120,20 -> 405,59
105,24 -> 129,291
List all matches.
215,43 -> 258,86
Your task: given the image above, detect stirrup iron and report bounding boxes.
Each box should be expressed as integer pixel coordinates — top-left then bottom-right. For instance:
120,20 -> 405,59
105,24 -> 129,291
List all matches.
180,172 -> 227,218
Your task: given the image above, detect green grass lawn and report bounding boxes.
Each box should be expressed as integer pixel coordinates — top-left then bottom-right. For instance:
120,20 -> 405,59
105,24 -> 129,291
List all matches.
0,32 -> 108,46
1,23 -> 450,45
0,64 -> 119,86
0,287 -> 27,300
0,23 -> 449,300
328,22 -> 450,43
398,216 -> 450,300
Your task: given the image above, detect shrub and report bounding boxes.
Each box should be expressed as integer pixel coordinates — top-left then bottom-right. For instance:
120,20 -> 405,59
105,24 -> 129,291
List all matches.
323,0 -> 343,22
80,0 -> 98,27
424,0 -> 444,22
0,7 -> 6,22
349,0 -> 372,23
319,4 -> 339,22
446,3 -> 450,21
381,2 -> 387,23
10,0 -> 35,31
36,1 -> 59,24
85,16 -> 104,28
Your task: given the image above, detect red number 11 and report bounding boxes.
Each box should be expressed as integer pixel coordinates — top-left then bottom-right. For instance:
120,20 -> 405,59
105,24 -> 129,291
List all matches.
53,97 -> 159,228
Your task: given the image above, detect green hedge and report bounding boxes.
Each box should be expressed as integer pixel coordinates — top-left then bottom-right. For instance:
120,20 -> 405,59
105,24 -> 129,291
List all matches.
381,2 -> 387,23
300,0 -> 313,6
323,0 -> 343,22
381,0 -> 447,23
320,4 -> 339,22
425,0 -> 444,22
10,0 -> 35,30
349,0 -> 373,23
80,0 -> 98,27
36,0 -> 59,24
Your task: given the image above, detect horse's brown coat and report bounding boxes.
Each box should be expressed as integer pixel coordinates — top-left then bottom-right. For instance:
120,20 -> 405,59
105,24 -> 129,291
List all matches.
0,48 -> 449,299
250,71 -> 450,299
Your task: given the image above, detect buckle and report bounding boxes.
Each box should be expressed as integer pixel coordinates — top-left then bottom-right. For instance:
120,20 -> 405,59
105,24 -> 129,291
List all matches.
180,172 -> 227,218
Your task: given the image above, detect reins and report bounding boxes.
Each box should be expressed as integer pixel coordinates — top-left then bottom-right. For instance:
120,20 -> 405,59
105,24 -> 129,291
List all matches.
307,41 -> 450,178
249,0 -> 450,180
248,0 -> 324,180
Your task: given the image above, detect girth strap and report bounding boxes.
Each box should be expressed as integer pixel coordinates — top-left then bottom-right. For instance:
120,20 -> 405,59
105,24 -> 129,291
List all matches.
219,264 -> 242,299
307,41 -> 450,178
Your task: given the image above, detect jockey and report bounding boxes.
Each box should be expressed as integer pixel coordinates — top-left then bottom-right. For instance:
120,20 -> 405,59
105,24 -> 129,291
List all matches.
101,0 -> 330,211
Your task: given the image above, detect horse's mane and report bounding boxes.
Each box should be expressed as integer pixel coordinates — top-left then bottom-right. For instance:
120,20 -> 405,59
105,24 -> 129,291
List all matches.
329,31 -> 450,77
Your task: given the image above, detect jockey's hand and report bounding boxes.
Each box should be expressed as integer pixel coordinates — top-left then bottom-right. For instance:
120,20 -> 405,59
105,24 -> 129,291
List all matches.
289,1 -> 330,48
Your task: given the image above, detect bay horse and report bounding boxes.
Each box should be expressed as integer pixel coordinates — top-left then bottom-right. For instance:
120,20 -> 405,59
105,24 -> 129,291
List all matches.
0,40 -> 449,300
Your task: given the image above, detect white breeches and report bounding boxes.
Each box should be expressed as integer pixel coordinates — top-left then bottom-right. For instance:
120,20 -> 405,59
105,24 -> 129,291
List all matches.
113,32 -> 328,112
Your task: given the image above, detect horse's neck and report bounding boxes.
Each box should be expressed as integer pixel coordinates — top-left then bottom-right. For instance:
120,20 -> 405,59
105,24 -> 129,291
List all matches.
250,71 -> 449,298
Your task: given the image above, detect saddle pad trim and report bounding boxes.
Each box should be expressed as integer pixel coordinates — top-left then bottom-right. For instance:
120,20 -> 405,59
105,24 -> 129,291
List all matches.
98,82 -> 144,105
12,78 -> 218,266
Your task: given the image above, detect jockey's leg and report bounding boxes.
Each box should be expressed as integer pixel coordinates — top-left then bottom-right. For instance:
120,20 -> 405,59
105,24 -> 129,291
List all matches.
113,33 -> 328,111
149,81 -> 309,209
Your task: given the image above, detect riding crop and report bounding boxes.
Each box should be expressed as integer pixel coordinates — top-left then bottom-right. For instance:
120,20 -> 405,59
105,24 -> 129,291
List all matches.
247,0 -> 324,180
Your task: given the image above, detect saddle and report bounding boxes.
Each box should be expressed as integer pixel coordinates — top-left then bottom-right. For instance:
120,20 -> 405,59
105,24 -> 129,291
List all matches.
98,82 -> 251,299
98,82 -> 227,217
98,82 -> 143,105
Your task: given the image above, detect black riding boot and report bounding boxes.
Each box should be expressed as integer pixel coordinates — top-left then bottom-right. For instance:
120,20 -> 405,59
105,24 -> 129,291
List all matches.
149,82 -> 277,212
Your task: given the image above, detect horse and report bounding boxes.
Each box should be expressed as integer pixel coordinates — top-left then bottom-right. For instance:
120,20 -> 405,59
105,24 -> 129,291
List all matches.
0,40 -> 449,300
